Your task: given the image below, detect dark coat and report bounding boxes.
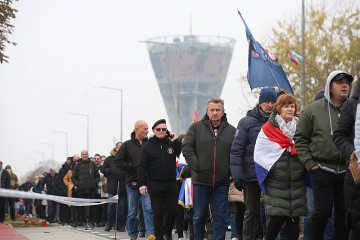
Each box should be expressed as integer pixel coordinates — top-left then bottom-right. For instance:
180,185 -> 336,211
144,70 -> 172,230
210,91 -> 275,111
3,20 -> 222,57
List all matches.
333,79 -> 360,233
230,106 -> 268,182
19,181 -> 34,192
115,132 -> 148,183
137,136 -> 181,188
262,113 -> 307,217
72,158 -> 100,194
42,173 -> 57,195
0,169 -> 10,189
101,148 -> 126,195
182,113 -> 236,187
55,163 -> 70,196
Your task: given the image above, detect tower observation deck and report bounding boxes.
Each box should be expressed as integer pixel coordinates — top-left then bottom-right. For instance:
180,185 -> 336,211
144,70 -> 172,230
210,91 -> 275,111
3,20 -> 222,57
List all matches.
146,35 -> 235,134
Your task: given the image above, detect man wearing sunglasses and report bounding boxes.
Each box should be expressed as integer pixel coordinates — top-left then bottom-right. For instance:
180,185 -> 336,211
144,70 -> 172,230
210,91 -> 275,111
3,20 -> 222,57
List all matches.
138,119 -> 182,240
182,97 -> 236,240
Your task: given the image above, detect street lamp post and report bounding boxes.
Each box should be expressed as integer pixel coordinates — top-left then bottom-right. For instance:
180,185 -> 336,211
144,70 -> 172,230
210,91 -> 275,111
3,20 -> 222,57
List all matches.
95,86 -> 123,141
53,130 -> 69,157
33,151 -> 45,161
69,112 -> 89,151
42,143 -> 54,167
26,157 -> 37,171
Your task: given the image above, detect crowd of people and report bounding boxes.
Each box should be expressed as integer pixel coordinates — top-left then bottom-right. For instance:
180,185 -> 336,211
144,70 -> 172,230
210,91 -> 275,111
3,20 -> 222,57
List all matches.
0,70 -> 360,240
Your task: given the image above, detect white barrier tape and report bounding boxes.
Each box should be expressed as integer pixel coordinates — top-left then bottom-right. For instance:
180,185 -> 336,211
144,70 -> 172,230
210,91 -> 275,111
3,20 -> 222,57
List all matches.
0,189 -> 118,206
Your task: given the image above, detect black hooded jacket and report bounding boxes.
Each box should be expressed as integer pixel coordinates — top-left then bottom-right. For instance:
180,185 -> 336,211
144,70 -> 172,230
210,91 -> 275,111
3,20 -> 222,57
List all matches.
101,148 -> 126,195
137,135 -> 181,188
333,79 -> 360,234
333,79 -> 360,163
55,163 -> 70,196
0,168 -> 10,189
115,132 -> 148,184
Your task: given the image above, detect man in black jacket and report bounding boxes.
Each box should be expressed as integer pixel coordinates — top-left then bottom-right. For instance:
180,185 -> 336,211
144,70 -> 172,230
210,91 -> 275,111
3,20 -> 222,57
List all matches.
115,120 -> 155,240
72,150 -> 100,230
138,119 -> 181,240
41,168 -> 57,223
101,142 -> 127,232
0,161 -> 10,223
55,157 -> 72,225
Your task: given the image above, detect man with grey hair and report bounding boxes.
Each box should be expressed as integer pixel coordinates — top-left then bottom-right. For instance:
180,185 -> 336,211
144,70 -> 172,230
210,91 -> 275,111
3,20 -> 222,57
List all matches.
182,97 -> 236,239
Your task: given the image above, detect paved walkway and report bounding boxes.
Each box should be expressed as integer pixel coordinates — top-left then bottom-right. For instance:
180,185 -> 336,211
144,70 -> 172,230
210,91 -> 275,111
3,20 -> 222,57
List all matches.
2,222 -> 234,240
0,223 -> 28,240
0,223 -> 127,240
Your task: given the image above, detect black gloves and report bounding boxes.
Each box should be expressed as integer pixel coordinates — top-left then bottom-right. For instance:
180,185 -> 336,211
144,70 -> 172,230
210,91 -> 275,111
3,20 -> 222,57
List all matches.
234,179 -> 244,191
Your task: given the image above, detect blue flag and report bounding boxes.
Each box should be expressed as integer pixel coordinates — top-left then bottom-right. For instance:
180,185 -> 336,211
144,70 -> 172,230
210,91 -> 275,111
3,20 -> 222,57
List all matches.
238,11 -> 294,94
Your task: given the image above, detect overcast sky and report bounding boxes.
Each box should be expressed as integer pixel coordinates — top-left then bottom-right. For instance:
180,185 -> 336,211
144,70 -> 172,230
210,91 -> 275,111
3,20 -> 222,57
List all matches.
1,0 -> 310,180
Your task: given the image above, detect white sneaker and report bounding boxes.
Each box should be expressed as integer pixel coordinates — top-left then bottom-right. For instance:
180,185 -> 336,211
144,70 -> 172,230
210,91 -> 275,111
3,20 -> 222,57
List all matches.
231,238 -> 239,240
183,230 -> 189,239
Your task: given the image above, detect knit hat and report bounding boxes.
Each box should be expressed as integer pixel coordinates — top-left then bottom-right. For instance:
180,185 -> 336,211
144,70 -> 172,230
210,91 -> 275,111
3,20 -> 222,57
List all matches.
259,88 -> 277,104
5,165 -> 11,170
152,119 -> 166,129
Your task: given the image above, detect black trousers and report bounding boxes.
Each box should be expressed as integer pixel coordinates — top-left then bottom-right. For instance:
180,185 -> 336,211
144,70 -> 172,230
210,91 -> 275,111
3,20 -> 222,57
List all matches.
78,192 -> 95,223
59,202 -> 71,223
6,197 -> 16,220
311,168 -> 345,240
0,197 -> 5,222
148,181 -> 178,240
266,216 -> 299,240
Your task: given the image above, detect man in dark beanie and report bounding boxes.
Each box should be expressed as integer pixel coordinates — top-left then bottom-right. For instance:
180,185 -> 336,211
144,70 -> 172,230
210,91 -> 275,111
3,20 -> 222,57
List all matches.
230,87 -> 277,240
138,119 -> 182,240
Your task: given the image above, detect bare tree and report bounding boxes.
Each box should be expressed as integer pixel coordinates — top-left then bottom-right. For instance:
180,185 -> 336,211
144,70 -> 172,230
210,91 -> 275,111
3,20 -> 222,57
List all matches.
0,0 -> 17,63
269,0 -> 360,105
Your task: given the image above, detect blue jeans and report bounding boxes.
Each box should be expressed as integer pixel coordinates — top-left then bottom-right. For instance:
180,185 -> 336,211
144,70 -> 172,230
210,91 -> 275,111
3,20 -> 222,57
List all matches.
193,184 -> 228,240
126,184 -> 154,237
227,202 -> 238,238
107,193 -> 127,227
304,187 -> 334,240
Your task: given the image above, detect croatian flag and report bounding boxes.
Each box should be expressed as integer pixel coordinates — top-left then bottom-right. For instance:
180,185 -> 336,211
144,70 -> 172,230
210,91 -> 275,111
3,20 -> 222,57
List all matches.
287,49 -> 303,66
177,153 -> 193,208
254,122 -> 296,193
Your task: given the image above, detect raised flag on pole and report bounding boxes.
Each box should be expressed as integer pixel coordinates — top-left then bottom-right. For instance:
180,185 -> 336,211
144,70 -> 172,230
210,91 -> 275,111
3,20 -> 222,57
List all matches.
287,49 -> 303,66
238,11 -> 294,94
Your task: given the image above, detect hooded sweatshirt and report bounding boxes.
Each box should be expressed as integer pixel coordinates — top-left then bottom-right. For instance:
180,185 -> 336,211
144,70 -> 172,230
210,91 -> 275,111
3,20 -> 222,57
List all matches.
295,70 -> 352,172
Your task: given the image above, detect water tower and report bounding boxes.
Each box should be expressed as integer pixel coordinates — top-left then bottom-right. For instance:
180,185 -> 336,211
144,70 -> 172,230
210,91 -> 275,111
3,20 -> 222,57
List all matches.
146,35 -> 235,134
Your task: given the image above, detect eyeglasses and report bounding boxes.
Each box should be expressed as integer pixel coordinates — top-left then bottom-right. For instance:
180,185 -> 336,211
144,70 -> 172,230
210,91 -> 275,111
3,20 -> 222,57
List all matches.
155,128 -> 167,132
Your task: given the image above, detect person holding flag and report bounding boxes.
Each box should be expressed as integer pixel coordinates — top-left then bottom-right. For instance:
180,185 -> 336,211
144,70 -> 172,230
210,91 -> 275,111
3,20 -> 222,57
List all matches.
254,94 -> 307,240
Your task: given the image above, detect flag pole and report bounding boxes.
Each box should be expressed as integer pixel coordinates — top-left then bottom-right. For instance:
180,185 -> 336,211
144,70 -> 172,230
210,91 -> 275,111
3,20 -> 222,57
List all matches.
300,0 -> 306,110
238,10 -> 293,94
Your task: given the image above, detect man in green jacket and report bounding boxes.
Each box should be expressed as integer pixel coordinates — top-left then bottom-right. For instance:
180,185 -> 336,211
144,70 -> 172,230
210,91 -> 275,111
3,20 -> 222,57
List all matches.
182,97 -> 236,240
295,70 -> 353,240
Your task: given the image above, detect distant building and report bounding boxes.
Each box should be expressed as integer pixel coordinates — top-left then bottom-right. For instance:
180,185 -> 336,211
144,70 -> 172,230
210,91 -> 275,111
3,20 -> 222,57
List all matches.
146,35 -> 235,134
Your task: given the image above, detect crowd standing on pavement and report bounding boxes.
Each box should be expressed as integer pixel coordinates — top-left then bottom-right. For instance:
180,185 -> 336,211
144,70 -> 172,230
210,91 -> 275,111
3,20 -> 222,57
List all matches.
1,70 -> 360,240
